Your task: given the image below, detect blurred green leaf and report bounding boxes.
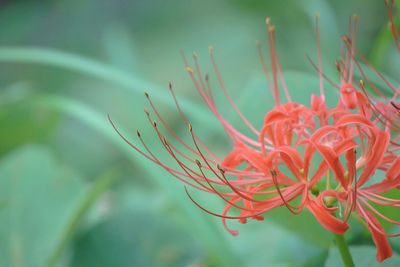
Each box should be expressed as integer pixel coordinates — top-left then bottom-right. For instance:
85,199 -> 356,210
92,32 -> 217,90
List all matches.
0,145 -> 85,267
101,23 -> 138,73
45,169 -> 116,267
325,245 -> 400,267
232,219 -> 324,267
71,210 -> 203,267
0,88 -> 58,154
369,13 -> 400,69
301,250 -> 329,267
0,47 -> 211,123
268,208 -> 332,248
32,95 -> 242,267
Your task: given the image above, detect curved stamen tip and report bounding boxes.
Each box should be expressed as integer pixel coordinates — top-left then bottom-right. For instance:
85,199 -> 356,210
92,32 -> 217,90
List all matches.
144,92 -> 149,98
230,230 -> 239,236
266,17 -> 275,31
341,35 -> 351,44
208,46 -> 214,54
217,164 -> 225,174
168,82 -> 173,90
144,108 -> 150,116
186,67 -> 194,73
254,215 -> 264,221
188,123 -> 193,132
205,73 -> 209,81
359,79 -> 365,88
136,129 -> 141,137
195,159 -> 202,167
153,121 -> 157,128
192,52 -> 198,59
270,169 -> 277,177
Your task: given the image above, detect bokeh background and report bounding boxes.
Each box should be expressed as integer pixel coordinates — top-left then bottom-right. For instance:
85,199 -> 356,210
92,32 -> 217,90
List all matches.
0,0 -> 399,266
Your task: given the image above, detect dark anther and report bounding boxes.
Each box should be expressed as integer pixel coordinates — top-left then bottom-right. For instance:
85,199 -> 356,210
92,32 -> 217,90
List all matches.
195,159 -> 202,167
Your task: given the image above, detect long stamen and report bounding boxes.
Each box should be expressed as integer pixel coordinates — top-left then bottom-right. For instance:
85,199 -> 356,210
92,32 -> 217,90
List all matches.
145,91 -> 217,163
306,55 -> 340,90
217,164 -> 287,203
270,169 -> 305,214
186,65 -> 263,148
208,46 -> 261,136
266,17 -> 281,105
357,203 -> 400,237
168,82 -> 220,160
347,15 -> 358,84
144,112 -> 221,188
195,160 -> 264,213
109,115 -> 214,191
315,13 -> 325,98
256,40 -> 274,93
184,187 -> 268,236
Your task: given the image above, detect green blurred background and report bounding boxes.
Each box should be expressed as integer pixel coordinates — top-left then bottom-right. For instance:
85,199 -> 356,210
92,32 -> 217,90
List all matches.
0,0 -> 399,266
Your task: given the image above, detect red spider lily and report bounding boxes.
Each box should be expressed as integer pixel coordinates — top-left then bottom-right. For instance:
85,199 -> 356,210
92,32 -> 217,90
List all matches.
109,15 -> 400,262
310,113 -> 399,262
318,2 -> 400,261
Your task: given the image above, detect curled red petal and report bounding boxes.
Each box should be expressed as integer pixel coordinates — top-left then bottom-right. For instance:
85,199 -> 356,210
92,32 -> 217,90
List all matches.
387,156 -> 400,181
306,197 -> 349,234
357,205 -> 393,262
358,131 -> 390,187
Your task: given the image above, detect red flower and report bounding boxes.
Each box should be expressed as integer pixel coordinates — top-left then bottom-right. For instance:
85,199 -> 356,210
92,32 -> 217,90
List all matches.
312,113 -> 399,262
320,2 -> 400,261
110,15 -> 400,262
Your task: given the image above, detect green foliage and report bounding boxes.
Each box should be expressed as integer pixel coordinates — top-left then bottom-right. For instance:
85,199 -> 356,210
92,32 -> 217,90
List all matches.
0,92 -> 58,155
325,246 -> 400,267
71,211 -> 203,267
0,145 -> 85,267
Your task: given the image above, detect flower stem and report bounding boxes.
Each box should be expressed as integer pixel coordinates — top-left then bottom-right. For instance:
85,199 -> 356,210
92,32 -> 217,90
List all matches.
334,234 -> 355,267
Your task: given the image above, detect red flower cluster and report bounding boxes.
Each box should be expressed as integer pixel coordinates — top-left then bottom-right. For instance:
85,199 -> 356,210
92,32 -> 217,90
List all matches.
110,16 -> 400,262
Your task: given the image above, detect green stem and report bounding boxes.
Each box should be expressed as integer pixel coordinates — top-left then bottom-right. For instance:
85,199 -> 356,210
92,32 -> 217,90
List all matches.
334,234 -> 355,267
